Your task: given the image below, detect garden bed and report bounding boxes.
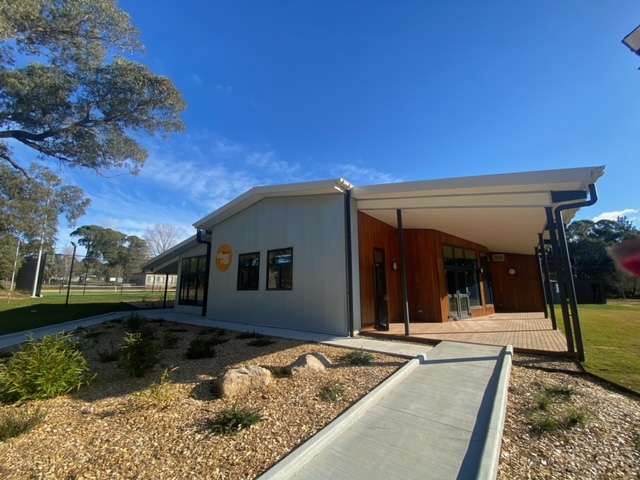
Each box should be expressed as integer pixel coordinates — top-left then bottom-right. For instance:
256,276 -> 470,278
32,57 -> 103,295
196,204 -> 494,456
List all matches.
499,355 -> 640,479
0,318 -> 404,479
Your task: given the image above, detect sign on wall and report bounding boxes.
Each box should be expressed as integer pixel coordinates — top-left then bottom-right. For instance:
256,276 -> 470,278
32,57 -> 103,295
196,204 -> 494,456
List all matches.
215,244 -> 233,272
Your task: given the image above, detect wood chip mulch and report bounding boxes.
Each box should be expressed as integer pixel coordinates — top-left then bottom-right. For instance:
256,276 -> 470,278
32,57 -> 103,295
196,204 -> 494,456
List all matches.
499,356 -> 640,479
0,320 -> 404,479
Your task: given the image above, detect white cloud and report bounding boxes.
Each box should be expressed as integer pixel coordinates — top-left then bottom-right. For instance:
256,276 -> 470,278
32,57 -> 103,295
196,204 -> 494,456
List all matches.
333,163 -> 402,185
215,84 -> 233,94
191,73 -> 204,86
593,208 -> 639,222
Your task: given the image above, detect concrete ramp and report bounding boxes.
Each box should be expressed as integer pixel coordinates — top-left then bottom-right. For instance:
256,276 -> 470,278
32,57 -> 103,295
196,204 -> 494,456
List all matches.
259,341 -> 512,480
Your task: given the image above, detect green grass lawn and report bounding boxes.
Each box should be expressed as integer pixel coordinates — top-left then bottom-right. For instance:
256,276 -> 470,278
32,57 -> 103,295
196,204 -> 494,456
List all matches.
557,301 -> 640,394
0,291 -> 175,336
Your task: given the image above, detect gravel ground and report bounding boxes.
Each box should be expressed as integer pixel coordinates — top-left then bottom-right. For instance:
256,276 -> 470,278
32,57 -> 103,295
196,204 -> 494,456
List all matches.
0,319 -> 404,479
499,357 -> 640,479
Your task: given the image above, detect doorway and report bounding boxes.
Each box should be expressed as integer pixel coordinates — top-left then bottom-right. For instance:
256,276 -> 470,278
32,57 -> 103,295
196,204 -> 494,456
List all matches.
373,248 -> 389,330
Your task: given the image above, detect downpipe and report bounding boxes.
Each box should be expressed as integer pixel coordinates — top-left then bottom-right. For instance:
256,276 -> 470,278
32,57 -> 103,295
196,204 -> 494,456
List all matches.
553,184 -> 598,362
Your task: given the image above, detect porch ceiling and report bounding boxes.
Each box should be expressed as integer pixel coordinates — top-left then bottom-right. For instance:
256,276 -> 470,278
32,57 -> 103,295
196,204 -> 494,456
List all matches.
359,206 -> 546,254
353,165 -> 605,255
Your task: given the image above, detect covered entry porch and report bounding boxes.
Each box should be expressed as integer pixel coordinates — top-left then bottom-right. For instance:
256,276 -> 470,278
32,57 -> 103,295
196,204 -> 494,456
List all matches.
351,166 -> 604,357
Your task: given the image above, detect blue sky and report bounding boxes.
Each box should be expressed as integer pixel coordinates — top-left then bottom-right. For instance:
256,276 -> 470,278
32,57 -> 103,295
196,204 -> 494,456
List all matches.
49,0 -> 640,248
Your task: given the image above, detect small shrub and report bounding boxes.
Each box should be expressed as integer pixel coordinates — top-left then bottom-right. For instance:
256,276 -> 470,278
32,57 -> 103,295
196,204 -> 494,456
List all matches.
544,385 -> 574,398
0,334 -> 91,403
236,331 -> 262,339
563,407 -> 587,428
319,382 -> 345,403
247,338 -> 275,347
124,314 -> 145,332
162,333 -> 180,349
185,337 -> 216,359
204,406 -> 263,435
341,350 -> 374,366
118,332 -> 160,377
97,342 -> 120,363
0,408 -> 45,442
138,369 -> 176,408
206,337 -> 229,346
0,351 -> 13,361
534,392 -> 551,411
529,411 -> 561,433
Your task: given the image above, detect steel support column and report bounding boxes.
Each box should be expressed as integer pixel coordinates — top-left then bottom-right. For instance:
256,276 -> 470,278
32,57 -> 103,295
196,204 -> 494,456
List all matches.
396,209 -> 411,336
163,272 -> 169,309
554,209 -> 585,361
538,233 -> 557,330
546,207 -> 575,354
535,245 -> 549,319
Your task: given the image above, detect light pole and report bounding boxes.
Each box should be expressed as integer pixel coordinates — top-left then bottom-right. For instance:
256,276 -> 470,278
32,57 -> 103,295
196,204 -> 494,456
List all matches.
622,25 -> 640,54
65,242 -> 77,307
7,238 -> 20,303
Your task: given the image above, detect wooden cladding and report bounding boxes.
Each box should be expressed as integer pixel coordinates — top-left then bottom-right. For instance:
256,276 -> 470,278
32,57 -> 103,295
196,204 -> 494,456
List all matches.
358,212 -> 402,327
358,212 -> 542,325
489,253 -> 545,312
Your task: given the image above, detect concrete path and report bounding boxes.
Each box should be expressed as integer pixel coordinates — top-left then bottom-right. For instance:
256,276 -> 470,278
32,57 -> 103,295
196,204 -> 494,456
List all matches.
0,310 -> 138,350
260,341 -> 512,480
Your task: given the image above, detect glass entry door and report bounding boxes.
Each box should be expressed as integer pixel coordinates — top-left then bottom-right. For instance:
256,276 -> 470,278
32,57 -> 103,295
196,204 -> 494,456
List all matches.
444,246 -> 481,320
373,248 -> 389,330
446,268 -> 472,320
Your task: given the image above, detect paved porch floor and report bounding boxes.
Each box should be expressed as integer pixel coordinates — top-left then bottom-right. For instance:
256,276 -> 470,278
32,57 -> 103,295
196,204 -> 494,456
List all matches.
361,312 -> 568,354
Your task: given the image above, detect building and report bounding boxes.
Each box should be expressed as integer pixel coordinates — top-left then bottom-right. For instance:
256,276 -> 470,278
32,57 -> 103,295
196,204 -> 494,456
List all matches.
142,166 -> 604,339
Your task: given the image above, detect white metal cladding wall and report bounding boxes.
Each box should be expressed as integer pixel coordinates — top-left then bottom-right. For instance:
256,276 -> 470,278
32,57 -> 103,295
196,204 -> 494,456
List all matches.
206,194 -> 349,336
174,243 -> 207,313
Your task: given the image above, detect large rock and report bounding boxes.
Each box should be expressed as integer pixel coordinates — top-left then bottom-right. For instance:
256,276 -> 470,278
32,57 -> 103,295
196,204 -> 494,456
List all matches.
289,352 -> 332,376
218,366 -> 272,399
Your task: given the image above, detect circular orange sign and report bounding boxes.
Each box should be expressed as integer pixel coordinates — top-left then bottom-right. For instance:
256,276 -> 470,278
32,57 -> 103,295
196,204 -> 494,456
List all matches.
215,244 -> 233,272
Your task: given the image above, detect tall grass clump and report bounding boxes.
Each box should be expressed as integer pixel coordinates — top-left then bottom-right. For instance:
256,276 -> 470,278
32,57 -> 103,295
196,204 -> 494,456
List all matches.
0,334 -> 91,403
118,332 -> 160,377
0,408 -> 45,441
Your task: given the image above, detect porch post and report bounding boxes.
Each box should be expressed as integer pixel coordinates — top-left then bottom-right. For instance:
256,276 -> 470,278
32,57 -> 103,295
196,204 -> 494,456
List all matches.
396,209 -> 411,336
545,207 -> 575,354
534,245 -> 549,319
163,272 -> 169,309
538,233 -> 557,330
554,209 -> 585,362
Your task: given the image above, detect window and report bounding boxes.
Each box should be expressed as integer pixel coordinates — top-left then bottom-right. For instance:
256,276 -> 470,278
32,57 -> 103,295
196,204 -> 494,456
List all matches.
237,252 -> 260,290
267,248 -> 293,290
178,255 -> 208,306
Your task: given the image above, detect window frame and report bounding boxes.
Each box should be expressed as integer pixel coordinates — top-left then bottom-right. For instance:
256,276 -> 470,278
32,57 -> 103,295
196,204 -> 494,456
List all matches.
236,251 -> 261,291
266,247 -> 293,291
178,254 -> 207,306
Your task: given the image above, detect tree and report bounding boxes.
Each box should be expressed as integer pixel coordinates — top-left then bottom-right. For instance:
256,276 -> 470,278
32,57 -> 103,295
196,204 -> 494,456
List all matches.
0,0 -> 185,177
143,223 -> 183,257
0,163 -> 88,281
71,225 -> 149,282
567,216 -> 640,298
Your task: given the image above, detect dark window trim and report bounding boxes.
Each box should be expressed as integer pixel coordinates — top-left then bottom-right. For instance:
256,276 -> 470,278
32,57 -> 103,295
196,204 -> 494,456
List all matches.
237,251 -> 261,291
266,247 -> 293,291
178,254 -> 207,306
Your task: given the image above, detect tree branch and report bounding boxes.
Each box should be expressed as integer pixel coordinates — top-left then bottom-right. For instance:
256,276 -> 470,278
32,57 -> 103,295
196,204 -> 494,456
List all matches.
0,151 -> 29,178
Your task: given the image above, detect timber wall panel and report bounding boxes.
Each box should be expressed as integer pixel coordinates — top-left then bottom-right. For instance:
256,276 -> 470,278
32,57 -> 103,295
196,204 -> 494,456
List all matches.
489,253 -> 545,312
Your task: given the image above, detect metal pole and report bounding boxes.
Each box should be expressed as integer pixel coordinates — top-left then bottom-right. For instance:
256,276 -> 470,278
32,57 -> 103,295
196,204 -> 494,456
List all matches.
539,234 -> 557,330
534,246 -> 549,319
396,209 -> 411,336
546,207 -> 575,354
343,189 -> 355,337
31,198 -> 50,298
554,209 -> 585,362
65,242 -> 77,307
7,238 -> 20,303
163,272 -> 169,308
